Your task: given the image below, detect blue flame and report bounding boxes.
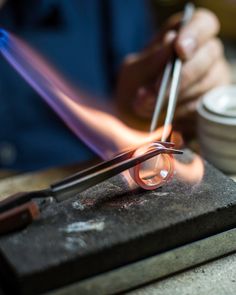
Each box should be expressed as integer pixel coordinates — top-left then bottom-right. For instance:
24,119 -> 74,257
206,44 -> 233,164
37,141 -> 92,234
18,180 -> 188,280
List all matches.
0,29 -> 9,48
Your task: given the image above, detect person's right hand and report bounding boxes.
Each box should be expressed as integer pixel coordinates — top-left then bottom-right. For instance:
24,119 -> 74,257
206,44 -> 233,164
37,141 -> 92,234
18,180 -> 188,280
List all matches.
116,8 -> 231,136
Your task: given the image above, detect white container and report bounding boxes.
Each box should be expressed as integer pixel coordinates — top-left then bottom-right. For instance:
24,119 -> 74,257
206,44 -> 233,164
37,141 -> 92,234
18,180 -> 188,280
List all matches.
197,86 -> 236,174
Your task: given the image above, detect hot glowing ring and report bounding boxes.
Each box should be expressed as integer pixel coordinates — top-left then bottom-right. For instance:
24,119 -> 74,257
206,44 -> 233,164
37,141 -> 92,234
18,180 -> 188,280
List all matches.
129,143 -> 174,190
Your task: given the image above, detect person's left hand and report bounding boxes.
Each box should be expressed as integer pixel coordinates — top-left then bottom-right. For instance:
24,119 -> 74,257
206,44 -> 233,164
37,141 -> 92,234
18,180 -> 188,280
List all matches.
116,8 -> 231,133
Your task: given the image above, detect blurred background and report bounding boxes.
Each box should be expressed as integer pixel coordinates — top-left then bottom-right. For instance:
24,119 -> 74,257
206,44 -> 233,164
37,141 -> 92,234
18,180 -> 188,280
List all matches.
0,0 -> 235,176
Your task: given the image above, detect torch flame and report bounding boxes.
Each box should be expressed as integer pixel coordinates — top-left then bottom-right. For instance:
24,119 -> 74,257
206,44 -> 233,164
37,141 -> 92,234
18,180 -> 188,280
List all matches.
0,29 -> 204,190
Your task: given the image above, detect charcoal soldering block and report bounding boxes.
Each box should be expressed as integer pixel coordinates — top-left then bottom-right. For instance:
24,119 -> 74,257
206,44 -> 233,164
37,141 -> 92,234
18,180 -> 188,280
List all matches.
0,157 -> 236,295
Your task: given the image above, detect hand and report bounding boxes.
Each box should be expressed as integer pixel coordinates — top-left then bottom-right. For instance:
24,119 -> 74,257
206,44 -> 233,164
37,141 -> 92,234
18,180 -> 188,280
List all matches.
116,8 -> 231,135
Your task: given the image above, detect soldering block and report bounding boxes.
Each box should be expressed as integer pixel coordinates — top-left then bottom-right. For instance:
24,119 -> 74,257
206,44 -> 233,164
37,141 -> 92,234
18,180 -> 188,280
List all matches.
0,155 -> 236,295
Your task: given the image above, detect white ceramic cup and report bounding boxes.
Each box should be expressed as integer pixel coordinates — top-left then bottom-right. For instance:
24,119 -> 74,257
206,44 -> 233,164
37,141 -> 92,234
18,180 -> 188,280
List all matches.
197,85 -> 236,174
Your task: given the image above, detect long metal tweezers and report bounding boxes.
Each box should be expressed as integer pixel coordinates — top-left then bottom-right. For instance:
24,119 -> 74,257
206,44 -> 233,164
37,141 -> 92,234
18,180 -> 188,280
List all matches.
150,2 -> 195,141
0,142 -> 182,234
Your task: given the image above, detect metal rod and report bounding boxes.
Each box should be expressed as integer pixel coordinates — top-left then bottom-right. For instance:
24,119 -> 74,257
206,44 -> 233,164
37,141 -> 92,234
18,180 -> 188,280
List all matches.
150,2 -> 195,137
161,58 -> 182,141
150,61 -> 172,132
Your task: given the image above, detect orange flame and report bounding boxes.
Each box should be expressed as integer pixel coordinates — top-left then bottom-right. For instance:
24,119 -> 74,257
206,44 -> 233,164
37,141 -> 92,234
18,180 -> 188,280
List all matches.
0,30 -> 204,190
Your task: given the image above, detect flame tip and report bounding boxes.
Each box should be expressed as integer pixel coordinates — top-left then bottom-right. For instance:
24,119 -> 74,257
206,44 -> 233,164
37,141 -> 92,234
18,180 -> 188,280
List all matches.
0,29 -> 8,48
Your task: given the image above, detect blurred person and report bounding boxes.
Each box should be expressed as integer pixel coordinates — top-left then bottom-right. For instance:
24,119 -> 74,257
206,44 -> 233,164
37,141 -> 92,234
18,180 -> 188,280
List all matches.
0,0 -> 230,171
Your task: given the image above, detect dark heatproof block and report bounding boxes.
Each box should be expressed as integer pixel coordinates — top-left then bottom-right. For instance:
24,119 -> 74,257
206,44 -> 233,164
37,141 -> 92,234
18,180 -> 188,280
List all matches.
0,155 -> 236,295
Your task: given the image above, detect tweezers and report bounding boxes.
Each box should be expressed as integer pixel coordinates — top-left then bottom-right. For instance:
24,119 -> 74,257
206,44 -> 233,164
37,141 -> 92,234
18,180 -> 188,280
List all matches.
150,2 -> 195,141
0,141 -> 182,234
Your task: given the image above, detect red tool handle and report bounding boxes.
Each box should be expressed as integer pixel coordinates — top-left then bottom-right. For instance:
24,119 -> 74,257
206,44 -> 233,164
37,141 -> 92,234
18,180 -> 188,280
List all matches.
0,201 -> 40,235
0,192 -> 36,213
